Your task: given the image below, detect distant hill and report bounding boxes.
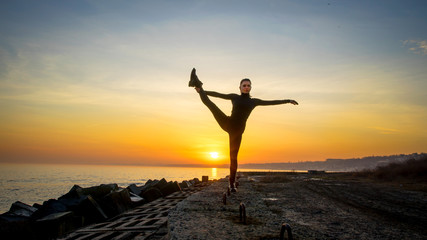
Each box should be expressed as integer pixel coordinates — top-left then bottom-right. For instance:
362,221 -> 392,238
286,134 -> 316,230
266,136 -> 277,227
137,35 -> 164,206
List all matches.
240,153 -> 427,172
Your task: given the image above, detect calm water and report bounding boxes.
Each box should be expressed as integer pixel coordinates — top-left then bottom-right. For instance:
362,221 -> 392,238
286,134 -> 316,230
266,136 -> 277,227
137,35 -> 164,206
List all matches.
0,163 -> 232,213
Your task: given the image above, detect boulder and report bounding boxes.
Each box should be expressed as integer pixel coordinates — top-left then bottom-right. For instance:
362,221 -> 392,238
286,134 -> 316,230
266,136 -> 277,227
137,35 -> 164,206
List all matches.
145,179 -> 154,185
58,195 -> 87,212
32,203 -> 42,209
79,184 -> 118,200
0,213 -> 35,240
32,199 -> 68,220
139,178 -> 169,199
59,184 -> 83,200
149,178 -> 168,190
193,178 -> 201,185
179,181 -> 189,189
129,192 -> 145,206
127,183 -> 144,196
60,184 -> 119,201
99,188 -> 133,217
36,211 -> 78,239
139,179 -> 158,194
0,202 -> 39,239
9,201 -> 38,218
141,187 -> 163,202
74,195 -> 108,225
160,181 -> 181,196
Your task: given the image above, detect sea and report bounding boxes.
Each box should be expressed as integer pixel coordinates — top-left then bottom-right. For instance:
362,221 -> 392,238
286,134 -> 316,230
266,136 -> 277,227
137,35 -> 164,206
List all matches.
0,163 -> 277,213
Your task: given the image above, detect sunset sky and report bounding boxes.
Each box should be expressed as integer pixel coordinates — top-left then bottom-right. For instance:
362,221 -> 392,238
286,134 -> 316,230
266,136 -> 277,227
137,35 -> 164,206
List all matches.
1,0 -> 426,166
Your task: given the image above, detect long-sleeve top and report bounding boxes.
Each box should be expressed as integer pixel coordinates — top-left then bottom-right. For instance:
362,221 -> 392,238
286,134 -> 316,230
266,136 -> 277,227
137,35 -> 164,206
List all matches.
205,91 -> 289,133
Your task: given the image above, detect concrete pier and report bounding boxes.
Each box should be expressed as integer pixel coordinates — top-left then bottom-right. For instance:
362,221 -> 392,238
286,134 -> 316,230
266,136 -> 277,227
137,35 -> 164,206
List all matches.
60,185 -> 206,240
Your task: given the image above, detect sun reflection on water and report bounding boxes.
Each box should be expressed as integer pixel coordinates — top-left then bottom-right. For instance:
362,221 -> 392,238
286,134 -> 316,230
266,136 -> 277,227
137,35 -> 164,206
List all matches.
211,167 -> 217,178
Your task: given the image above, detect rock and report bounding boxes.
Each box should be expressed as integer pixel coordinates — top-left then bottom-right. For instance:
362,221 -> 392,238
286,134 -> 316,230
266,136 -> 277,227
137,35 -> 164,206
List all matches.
139,179 -> 158,194
189,178 -> 201,186
129,192 -> 145,206
179,181 -> 190,189
193,178 -> 201,185
0,213 -> 34,240
32,203 -> 42,209
58,195 -> 87,212
0,213 -> 30,223
79,184 -> 119,200
58,184 -> 123,223
0,202 -> 39,239
151,178 -> 169,190
59,184 -> 83,200
36,211 -> 78,239
32,199 -> 68,220
99,188 -> 133,217
9,201 -> 38,218
145,179 -> 154,185
60,184 -> 119,201
160,181 -> 181,196
139,178 -> 170,201
127,183 -> 143,196
74,195 -> 108,225
202,176 -> 209,182
141,187 -> 163,202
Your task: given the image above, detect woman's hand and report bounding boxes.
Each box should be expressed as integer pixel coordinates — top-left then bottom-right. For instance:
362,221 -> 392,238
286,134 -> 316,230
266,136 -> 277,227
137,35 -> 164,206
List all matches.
289,100 -> 298,105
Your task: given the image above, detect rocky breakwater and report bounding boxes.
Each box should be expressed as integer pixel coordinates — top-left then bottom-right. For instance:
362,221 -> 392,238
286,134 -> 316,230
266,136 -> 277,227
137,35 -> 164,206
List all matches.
0,177 -> 207,240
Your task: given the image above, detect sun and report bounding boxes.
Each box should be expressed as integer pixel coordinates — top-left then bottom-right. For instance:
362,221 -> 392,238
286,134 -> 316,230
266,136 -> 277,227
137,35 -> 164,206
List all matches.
209,152 -> 219,159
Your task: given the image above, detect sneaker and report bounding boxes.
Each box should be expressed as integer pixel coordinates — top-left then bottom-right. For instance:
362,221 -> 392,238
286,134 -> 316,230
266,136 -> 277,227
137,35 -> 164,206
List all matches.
229,183 -> 237,192
189,68 -> 203,88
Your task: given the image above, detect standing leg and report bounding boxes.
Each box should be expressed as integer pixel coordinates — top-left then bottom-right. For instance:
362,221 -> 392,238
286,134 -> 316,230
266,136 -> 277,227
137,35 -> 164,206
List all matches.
228,132 -> 242,192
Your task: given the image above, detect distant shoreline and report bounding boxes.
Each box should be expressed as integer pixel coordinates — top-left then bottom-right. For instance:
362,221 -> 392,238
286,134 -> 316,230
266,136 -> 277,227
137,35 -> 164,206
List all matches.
1,152 -> 425,171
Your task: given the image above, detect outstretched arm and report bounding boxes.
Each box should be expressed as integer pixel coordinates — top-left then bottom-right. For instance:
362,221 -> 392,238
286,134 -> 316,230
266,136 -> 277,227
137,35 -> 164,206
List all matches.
254,98 -> 299,106
205,91 -> 236,100
195,88 -> 236,100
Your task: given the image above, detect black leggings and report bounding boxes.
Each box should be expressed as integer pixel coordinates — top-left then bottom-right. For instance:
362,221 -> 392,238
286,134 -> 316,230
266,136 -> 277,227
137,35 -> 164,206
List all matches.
199,89 -> 242,184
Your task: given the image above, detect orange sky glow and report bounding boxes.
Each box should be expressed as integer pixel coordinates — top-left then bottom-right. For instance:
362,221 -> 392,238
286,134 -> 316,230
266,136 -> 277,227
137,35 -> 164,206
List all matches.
1,1 -> 426,166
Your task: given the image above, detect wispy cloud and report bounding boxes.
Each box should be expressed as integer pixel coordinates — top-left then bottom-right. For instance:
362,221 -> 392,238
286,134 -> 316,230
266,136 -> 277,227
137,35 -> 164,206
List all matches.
402,39 -> 427,55
369,126 -> 400,135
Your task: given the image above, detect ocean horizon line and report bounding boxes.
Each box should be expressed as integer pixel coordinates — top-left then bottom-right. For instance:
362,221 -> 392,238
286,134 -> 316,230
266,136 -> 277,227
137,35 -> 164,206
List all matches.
0,162 -> 229,168
1,152 -> 424,171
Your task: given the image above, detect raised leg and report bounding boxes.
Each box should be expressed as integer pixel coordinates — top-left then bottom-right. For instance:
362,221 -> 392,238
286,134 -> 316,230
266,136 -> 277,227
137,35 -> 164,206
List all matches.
198,88 -> 230,132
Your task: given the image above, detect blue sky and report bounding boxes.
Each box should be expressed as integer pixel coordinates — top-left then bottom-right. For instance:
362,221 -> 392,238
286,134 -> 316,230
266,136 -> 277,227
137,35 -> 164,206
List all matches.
1,0 -> 426,165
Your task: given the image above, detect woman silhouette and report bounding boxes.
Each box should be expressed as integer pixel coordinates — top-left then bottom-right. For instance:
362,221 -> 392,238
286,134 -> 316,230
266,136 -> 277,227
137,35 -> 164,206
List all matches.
189,68 -> 298,192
